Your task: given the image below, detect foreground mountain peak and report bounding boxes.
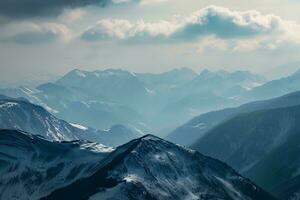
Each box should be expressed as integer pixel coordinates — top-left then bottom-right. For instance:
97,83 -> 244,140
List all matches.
44,134 -> 275,200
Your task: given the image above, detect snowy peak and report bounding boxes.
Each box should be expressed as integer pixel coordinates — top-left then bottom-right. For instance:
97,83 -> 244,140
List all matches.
0,98 -> 140,146
56,68 -> 149,105
58,68 -> 138,84
95,69 -> 136,78
0,129 -> 111,200
44,134 -> 275,200
0,98 -> 85,141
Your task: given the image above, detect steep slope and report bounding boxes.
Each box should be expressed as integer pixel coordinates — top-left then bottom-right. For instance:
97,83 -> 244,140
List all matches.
167,90 -> 300,146
245,128 -> 300,200
0,130 -> 113,200
0,98 -> 142,146
192,105 -> 300,174
0,98 -> 85,141
43,135 -> 275,200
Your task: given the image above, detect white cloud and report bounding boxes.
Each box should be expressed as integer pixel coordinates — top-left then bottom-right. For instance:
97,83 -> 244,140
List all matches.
81,5 -> 300,50
81,18 -> 177,41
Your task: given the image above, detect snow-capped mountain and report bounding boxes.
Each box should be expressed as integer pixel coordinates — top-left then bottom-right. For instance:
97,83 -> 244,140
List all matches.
0,97 -> 87,141
167,90 -> 300,146
0,129 -> 113,200
43,134 -> 275,200
56,69 -> 150,105
0,84 -> 148,132
0,97 -> 142,146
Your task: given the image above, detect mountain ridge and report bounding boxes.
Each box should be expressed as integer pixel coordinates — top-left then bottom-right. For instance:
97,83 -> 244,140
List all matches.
43,134 -> 275,200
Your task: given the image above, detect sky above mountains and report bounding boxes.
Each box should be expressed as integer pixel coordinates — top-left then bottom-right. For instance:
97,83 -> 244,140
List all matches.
1,0 -> 300,83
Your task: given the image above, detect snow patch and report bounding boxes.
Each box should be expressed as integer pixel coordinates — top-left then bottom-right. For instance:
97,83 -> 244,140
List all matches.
80,142 -> 114,153
81,101 -> 90,108
242,82 -> 263,91
227,96 -> 240,100
145,87 -> 155,94
20,86 -> 39,94
216,177 -> 243,200
70,123 -> 88,130
0,102 -> 18,108
75,70 -> 86,78
44,105 -> 59,114
193,123 -> 206,130
130,72 -> 136,77
123,174 -> 140,183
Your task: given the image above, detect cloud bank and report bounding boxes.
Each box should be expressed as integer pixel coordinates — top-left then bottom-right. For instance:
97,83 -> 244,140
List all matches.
81,5 -> 300,46
2,5 -> 300,50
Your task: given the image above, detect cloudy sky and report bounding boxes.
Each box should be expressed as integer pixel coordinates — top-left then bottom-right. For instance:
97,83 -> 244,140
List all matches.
1,0 -> 300,84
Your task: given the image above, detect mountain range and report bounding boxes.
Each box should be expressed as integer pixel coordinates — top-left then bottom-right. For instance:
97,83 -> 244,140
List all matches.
0,68 -> 268,137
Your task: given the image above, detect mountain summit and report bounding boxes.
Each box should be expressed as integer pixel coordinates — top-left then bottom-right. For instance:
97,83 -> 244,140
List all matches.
43,134 -> 274,200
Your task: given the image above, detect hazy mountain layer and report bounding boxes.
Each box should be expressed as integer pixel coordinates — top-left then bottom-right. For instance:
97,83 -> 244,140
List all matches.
0,68 -> 267,137
192,105 -> 300,173
244,69 -> 300,101
167,90 -> 300,146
